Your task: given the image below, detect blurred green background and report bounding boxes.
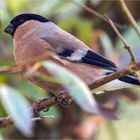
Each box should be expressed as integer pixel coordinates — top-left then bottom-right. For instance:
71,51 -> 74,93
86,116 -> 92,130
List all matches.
1,0 -> 140,139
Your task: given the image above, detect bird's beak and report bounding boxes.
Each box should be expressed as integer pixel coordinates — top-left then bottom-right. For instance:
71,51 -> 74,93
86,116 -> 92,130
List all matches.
4,23 -> 14,34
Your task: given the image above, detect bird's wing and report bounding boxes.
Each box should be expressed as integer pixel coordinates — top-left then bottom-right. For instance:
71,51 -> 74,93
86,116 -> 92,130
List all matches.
40,36 -> 117,71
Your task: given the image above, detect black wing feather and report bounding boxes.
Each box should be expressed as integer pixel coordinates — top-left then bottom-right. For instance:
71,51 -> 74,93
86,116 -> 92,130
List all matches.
41,38 -> 117,70
81,50 -> 117,70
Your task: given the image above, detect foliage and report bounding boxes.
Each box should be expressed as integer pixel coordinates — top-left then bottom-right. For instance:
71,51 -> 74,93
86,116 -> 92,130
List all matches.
0,85 -> 33,137
43,61 -> 100,114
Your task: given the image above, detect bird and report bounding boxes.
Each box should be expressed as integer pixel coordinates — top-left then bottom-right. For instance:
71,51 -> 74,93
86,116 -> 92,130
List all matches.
4,13 -> 140,103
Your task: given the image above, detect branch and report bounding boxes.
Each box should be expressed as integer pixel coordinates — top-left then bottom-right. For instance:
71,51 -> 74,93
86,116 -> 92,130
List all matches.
0,115 -> 54,128
0,61 -> 140,128
105,15 -> 140,82
71,0 -> 126,29
105,15 -> 136,62
0,95 -> 69,128
0,52 -> 56,74
120,0 -> 140,37
89,67 -> 130,89
0,117 -> 13,127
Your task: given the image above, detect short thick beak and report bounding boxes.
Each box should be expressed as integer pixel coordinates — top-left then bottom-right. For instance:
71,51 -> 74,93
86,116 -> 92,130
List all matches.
4,23 -> 14,34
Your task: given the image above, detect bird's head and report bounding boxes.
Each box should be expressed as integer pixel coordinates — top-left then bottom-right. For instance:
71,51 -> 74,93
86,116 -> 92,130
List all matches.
4,13 -> 49,36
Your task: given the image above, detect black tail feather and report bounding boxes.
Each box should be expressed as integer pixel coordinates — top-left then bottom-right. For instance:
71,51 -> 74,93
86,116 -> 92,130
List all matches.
119,75 -> 140,86
106,71 -> 140,86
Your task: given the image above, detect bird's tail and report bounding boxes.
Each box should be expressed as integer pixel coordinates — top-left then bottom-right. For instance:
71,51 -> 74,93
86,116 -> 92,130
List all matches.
118,74 -> 140,86
106,71 -> 140,86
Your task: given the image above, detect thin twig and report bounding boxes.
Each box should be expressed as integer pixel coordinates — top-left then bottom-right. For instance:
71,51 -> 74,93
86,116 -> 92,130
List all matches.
71,0 -> 126,29
0,116 -> 54,128
0,52 -> 57,74
0,95 -> 69,128
0,117 -> 13,127
0,54 -> 138,90
120,0 -> 140,37
32,116 -> 54,121
89,66 -> 130,90
105,15 -> 136,62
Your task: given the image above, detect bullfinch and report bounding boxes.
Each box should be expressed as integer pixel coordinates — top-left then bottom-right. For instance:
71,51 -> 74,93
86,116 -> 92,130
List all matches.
4,13 -> 140,98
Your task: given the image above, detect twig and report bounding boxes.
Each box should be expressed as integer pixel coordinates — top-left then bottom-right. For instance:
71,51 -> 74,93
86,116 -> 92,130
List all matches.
89,67 -> 130,89
0,116 -> 54,128
71,0 -> 126,29
0,117 -> 13,127
0,95 -> 70,128
120,0 -> 140,37
32,116 -> 54,121
105,15 -> 136,62
0,52 -> 56,74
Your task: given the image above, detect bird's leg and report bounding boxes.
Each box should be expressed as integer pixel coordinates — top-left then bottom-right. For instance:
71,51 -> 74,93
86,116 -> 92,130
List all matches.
56,90 -> 72,107
32,91 -> 72,119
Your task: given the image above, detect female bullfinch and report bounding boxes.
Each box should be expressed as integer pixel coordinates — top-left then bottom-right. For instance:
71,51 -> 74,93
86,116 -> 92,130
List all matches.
4,13 -> 140,97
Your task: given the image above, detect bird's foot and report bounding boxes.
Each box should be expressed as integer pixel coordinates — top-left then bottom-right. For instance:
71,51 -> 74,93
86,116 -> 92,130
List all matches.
33,98 -> 50,118
56,91 -> 72,107
33,108 -> 50,118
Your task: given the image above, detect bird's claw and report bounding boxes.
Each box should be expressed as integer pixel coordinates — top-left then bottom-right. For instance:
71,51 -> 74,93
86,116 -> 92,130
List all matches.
33,108 -> 50,118
56,91 -> 72,107
33,99 -> 50,118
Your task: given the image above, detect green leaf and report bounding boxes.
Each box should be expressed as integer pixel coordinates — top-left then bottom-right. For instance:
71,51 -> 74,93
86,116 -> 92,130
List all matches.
42,61 -> 100,115
0,85 -> 33,137
14,81 -> 46,99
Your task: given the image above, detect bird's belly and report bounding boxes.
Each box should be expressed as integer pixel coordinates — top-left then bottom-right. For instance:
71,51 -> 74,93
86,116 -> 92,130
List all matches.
65,61 -> 103,85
